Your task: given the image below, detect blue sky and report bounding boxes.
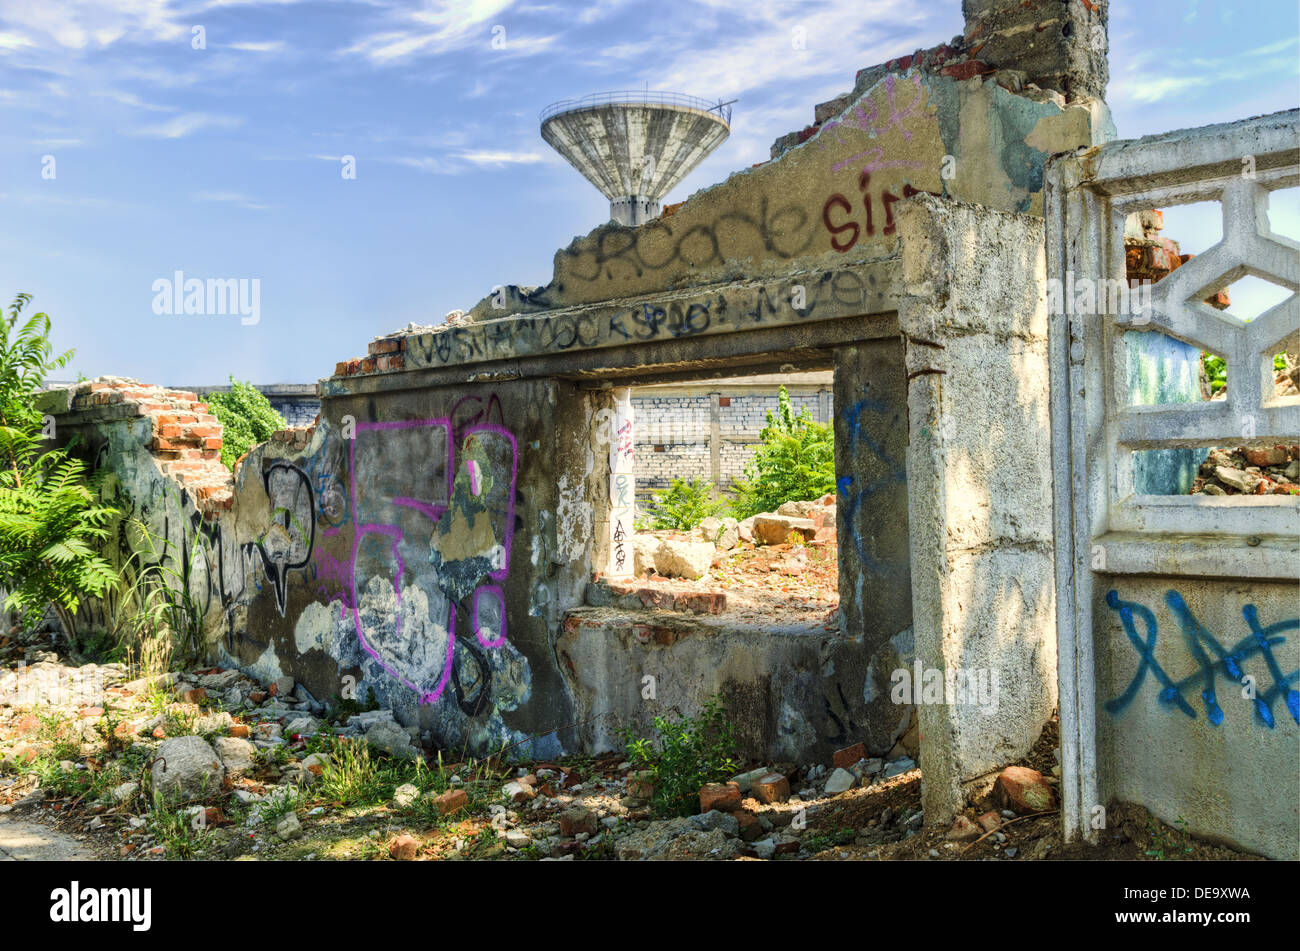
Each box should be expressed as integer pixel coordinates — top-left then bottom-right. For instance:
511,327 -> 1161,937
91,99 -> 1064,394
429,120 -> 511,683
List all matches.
1,0 -> 1297,385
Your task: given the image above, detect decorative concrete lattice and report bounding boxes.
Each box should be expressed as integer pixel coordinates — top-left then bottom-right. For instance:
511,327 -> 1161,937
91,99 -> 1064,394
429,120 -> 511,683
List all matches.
1046,109 -> 1300,851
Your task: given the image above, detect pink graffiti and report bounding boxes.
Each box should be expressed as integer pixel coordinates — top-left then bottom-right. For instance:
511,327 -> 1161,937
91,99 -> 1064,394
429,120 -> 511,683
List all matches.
821,73 -> 925,145
345,416 -> 518,705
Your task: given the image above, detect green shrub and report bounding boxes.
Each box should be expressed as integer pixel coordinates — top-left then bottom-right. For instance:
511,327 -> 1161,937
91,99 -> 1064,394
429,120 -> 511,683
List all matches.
643,477 -> 729,531
1202,352 -> 1227,395
0,294 -> 119,645
619,694 -> 741,818
731,386 -> 835,519
204,377 -> 286,470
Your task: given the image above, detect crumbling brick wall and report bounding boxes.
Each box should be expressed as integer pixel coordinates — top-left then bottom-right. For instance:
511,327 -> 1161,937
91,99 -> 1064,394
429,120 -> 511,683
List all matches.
38,378 -> 234,517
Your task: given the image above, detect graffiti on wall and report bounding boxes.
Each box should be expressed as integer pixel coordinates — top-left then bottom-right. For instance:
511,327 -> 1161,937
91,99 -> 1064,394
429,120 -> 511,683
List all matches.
598,391 -> 635,578
345,402 -> 519,712
406,268 -> 877,368
836,396 -> 907,577
1105,589 -> 1300,729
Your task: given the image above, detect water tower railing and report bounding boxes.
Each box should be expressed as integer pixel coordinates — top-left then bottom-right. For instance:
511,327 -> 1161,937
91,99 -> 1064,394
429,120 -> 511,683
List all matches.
539,91 -> 732,125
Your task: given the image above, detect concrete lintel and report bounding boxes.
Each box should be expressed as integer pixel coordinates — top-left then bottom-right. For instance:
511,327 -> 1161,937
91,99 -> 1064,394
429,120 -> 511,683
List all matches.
406,261 -> 898,370
322,311 -> 897,398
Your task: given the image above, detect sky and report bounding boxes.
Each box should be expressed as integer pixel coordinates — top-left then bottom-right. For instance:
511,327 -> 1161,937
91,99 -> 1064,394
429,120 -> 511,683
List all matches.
1,0 -> 1297,386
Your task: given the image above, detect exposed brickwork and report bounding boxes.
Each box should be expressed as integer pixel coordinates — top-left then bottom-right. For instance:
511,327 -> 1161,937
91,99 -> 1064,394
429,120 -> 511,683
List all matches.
333,334 -> 408,379
62,377 -> 234,516
1125,210 -> 1231,310
770,0 -> 1107,162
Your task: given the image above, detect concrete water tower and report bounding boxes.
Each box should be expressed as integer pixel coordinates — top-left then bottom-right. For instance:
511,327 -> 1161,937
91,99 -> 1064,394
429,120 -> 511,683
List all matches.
540,91 -> 733,226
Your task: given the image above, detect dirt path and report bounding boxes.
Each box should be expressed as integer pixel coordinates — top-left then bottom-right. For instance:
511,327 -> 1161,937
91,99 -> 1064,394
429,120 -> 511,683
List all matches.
0,817 -> 99,861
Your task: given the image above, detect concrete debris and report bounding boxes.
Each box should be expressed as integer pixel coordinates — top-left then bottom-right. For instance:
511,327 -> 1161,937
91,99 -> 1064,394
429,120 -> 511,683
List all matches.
653,538 -> 715,580
152,736 -> 226,803
823,768 -> 857,795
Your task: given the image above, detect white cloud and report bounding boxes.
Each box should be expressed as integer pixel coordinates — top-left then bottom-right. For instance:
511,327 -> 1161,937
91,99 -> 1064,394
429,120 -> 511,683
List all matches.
0,0 -> 188,50
458,149 -> 544,166
341,0 -> 525,63
192,190 -> 268,209
230,40 -> 287,53
0,29 -> 33,50
0,190 -> 119,208
94,89 -> 177,111
133,111 -> 243,138
639,0 -> 942,100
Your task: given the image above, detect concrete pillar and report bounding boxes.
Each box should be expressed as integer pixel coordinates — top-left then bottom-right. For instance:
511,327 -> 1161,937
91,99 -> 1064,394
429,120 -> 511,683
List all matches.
897,194 -> 1058,826
709,392 -> 722,486
833,339 -> 913,755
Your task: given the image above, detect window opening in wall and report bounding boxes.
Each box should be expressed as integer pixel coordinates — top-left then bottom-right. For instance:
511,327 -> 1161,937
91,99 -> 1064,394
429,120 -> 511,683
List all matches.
592,370 -> 841,628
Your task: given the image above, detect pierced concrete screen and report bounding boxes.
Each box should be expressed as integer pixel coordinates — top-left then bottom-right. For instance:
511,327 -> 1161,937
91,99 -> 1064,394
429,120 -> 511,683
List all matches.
1046,109 -> 1300,860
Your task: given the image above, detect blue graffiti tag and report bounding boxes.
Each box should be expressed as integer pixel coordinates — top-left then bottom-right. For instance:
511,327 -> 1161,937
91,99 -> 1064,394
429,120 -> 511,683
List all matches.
837,398 -> 907,575
1105,589 -> 1300,729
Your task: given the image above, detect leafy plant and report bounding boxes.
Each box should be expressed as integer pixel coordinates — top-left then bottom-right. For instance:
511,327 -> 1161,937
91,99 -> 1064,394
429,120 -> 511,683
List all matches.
731,386 -> 835,519
108,518 -> 206,670
619,694 -> 741,818
1145,815 -> 1194,860
1202,352 -> 1227,395
0,293 -> 119,647
204,377 -> 286,470
643,477 -> 729,531
147,788 -> 208,859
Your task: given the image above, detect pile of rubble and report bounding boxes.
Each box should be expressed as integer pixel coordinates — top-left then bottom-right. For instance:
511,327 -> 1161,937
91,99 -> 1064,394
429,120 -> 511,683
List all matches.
631,495 -> 838,583
1191,445 -> 1299,496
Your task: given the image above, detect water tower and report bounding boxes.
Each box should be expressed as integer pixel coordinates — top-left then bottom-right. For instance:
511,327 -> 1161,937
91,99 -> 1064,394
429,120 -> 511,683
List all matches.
540,91 -> 733,226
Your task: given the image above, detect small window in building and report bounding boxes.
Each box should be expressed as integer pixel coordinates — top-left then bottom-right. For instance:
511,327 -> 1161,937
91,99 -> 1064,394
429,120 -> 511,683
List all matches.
654,444 -> 665,452
718,396 -> 731,407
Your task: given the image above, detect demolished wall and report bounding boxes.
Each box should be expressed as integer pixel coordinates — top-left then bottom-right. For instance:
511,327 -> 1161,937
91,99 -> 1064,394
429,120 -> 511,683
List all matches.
38,15 -> 1110,775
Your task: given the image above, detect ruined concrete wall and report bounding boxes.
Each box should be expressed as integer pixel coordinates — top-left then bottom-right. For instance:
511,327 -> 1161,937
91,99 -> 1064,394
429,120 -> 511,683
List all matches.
211,381 -> 591,758
962,0 -> 1108,102
898,195 -> 1058,825
555,610 -> 892,764
466,68 -> 1109,320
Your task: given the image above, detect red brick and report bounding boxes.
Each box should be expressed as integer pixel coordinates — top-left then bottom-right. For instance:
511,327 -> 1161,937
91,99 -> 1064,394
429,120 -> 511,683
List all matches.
699,781 -> 742,813
434,789 -> 468,815
996,766 -> 1056,814
940,59 -> 993,80
389,834 -> 419,861
754,773 -> 791,805
1244,446 -> 1289,467
832,743 -> 866,769
947,814 -> 981,841
674,591 -> 726,614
